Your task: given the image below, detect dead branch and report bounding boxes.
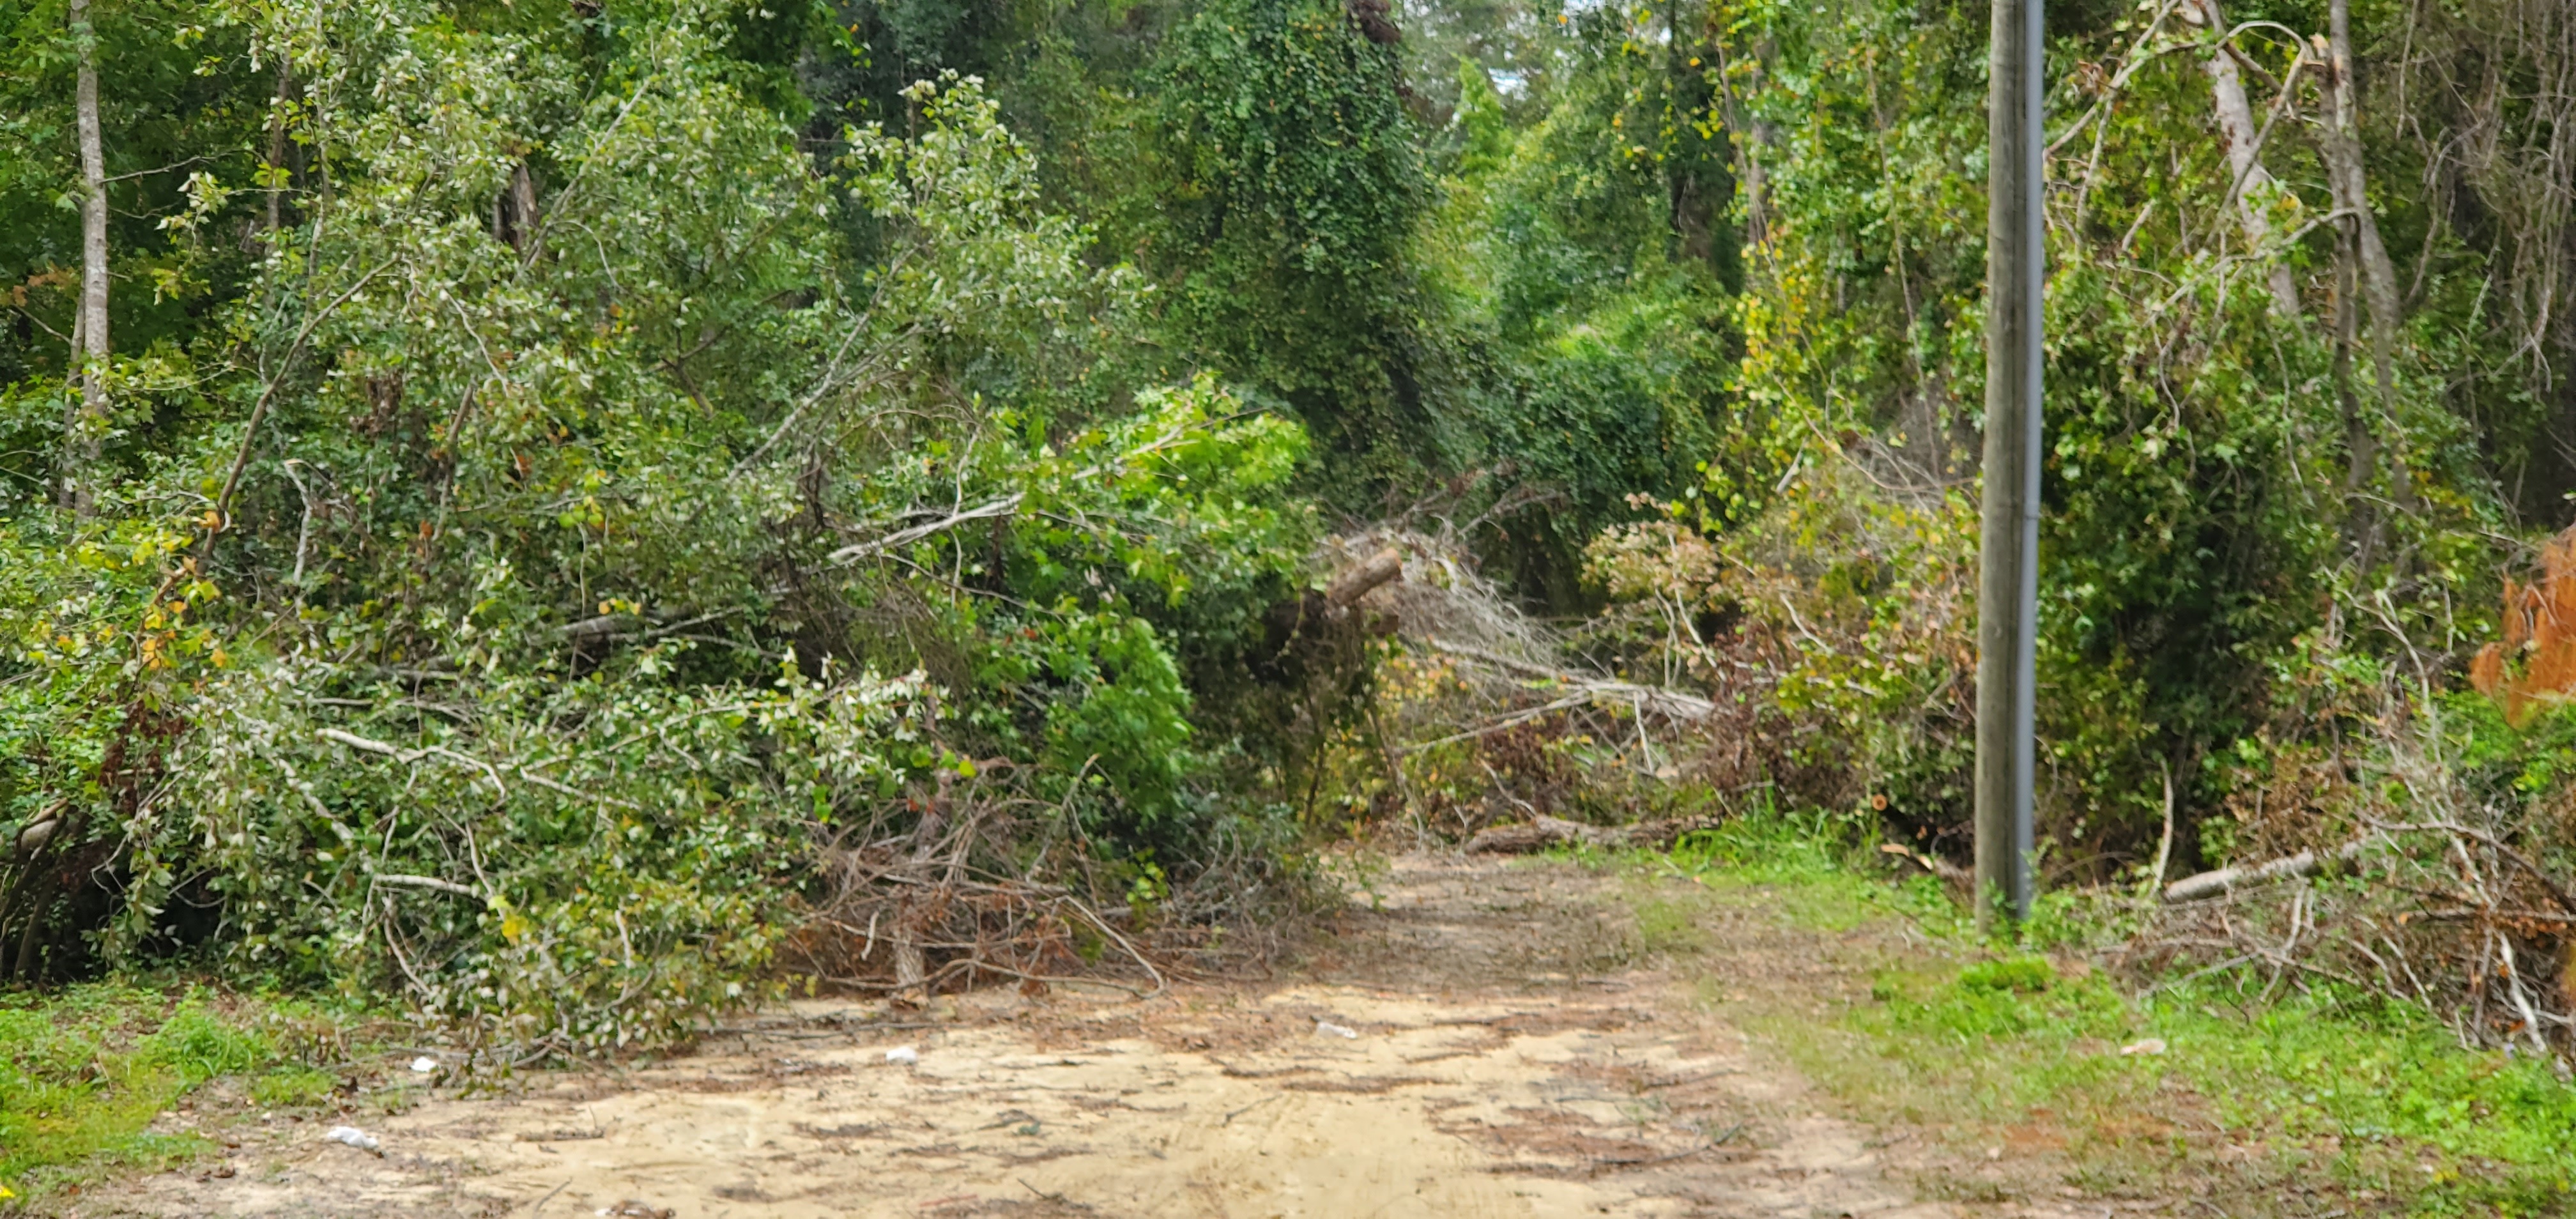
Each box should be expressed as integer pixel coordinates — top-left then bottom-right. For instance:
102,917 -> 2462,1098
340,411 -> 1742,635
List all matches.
827,494 -> 1025,566
2162,839 -> 2366,903
778,762 -> 1202,1004
1421,637 -> 1717,721
372,873 -> 490,903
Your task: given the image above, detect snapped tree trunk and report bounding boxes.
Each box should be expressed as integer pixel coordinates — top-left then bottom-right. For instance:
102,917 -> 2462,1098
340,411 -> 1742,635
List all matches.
63,0 -> 109,519
2186,0 -> 2301,316
891,771 -> 955,1004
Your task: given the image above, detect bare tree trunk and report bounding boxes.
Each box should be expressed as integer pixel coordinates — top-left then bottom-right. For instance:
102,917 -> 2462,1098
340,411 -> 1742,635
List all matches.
1710,36 -> 1772,250
2333,220 -> 2386,565
266,59 -> 289,236
2187,0 -> 2302,316
2317,0 -> 2416,512
2334,226 -> 2374,491
891,772 -> 954,1006
62,0 -> 109,519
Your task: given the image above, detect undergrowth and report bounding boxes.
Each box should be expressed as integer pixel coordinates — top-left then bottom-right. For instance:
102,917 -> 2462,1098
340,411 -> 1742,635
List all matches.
0,986 -> 365,1200
1618,811 -> 2576,1216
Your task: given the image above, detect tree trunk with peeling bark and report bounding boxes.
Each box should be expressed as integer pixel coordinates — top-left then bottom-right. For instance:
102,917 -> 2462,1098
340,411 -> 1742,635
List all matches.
63,0 -> 109,519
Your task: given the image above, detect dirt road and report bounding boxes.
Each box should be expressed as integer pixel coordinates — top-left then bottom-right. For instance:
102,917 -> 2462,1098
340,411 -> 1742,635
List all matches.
90,857 -> 2092,1218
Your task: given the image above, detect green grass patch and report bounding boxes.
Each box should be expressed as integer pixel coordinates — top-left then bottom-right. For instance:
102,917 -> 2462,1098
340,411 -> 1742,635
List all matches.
0,985 -> 364,1200
1630,809 -> 2576,1216
1650,807 -> 1968,934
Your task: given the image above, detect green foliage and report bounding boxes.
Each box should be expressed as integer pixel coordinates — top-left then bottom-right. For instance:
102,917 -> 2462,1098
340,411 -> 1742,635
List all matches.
1136,0 -> 1447,504
4,0 -> 2572,1098
0,1 -> 1317,1052
1676,0 -> 2520,871
1418,6 -> 1740,576
1154,0 -> 1419,282
993,0 -> 1738,571
153,666 -> 927,1051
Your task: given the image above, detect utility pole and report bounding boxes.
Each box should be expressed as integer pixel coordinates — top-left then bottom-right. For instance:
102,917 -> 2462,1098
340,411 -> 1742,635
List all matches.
1975,0 -> 2042,930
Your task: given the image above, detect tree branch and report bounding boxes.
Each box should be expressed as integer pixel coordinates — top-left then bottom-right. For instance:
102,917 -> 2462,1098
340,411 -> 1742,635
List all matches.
827,493 -> 1024,565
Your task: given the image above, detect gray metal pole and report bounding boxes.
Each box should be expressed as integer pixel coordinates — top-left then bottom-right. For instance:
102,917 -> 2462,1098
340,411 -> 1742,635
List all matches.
1976,0 -> 2042,930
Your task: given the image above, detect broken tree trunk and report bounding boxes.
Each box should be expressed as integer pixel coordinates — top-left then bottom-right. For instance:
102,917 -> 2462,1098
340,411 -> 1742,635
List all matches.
1880,842 -> 1974,886
1324,546 -> 1404,613
891,770 -> 960,1005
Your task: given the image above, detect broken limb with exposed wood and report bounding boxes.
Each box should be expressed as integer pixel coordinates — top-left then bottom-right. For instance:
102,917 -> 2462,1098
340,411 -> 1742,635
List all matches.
1880,842 -> 1973,886
1324,547 -> 1405,613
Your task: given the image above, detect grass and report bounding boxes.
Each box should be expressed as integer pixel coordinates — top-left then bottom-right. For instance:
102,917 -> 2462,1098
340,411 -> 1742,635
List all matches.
1601,810 -> 2576,1217
0,984 -> 368,1203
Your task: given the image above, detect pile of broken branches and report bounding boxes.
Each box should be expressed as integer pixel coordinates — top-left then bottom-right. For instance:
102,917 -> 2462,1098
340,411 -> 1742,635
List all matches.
778,767 -> 1278,1003
2131,790 -> 2576,1061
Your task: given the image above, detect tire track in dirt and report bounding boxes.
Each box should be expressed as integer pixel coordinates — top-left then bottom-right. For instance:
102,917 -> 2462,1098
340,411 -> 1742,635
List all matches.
90,856 -> 2085,1218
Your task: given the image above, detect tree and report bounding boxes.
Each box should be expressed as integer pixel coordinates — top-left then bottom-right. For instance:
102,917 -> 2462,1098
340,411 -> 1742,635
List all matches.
61,0 -> 107,518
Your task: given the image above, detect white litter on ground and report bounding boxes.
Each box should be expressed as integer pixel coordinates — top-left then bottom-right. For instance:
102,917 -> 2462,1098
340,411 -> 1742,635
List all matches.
1316,1021 -> 1358,1039
323,1125 -> 381,1151
885,1045 -> 919,1065
410,1055 -> 440,1073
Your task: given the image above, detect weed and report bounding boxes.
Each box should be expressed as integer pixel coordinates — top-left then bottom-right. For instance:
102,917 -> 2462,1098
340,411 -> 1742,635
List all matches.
0,984 -> 370,1199
1954,956 -> 2053,995
137,1000 -> 273,1084
249,1066 -> 337,1109
1626,811 -> 2576,1215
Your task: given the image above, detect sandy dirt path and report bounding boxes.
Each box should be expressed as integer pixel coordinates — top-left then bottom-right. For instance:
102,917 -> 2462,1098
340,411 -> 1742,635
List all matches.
88,857 -> 2083,1218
